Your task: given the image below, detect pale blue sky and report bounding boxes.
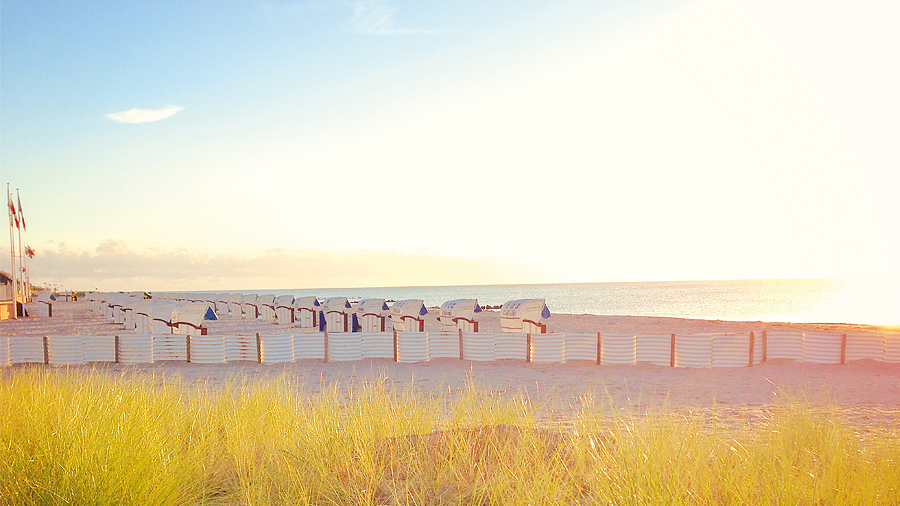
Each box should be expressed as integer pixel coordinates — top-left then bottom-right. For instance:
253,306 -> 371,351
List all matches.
2,0 -> 899,301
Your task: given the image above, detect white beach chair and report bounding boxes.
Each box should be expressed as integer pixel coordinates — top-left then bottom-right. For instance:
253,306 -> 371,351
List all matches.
390,299 -> 427,332
215,293 -> 230,316
274,295 -> 295,324
37,292 -> 55,317
439,299 -> 482,333
499,299 -> 550,334
357,299 -> 389,333
226,293 -> 244,318
150,301 -> 181,335
133,299 -> 155,334
122,295 -> 143,330
257,294 -> 277,323
171,302 -> 217,335
293,296 -> 321,329
241,294 -> 259,320
323,297 -> 353,333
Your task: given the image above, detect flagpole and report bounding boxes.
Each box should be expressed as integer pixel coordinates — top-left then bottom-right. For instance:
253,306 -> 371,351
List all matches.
16,188 -> 31,304
7,183 -> 18,319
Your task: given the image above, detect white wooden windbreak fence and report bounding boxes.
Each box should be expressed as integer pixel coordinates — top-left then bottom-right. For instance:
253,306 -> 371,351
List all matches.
2,331 -> 900,367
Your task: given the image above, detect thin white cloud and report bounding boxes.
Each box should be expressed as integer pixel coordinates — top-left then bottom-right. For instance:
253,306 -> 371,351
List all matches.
349,0 -> 436,35
104,105 -> 185,124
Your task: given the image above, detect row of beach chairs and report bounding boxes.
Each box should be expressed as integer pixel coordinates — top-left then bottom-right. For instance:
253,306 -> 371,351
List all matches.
81,292 -> 552,335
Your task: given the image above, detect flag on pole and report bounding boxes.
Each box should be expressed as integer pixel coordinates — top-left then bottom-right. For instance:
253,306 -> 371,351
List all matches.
7,192 -> 17,229
17,192 -> 26,231
26,246 -> 35,258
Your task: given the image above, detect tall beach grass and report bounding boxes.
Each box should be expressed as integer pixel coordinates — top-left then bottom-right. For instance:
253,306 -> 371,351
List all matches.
1,366 -> 898,505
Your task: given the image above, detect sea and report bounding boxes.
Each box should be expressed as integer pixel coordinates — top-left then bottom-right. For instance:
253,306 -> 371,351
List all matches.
179,279 -> 900,326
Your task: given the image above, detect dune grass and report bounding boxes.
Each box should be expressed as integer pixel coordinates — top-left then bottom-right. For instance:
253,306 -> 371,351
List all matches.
1,367 -> 898,505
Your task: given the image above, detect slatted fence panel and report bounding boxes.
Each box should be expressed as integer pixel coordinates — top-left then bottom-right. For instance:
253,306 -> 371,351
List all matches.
153,335 -> 188,361
10,336 -> 45,364
397,332 -> 429,363
635,335 -> 671,366
564,333 -> 597,361
225,335 -> 258,362
530,333 -> 565,363
802,332 -> 843,364
118,334 -> 154,363
429,332 -> 460,359
766,331 -> 803,361
844,333 -> 884,362
674,334 -> 712,368
294,332 -> 326,360
259,334 -> 294,364
495,333 -> 527,361
0,336 -> 9,366
884,334 -> 900,363
360,333 -> 394,359
711,334 -> 751,368
189,335 -> 226,364
83,335 -> 116,363
601,334 -> 636,365
327,333 -> 361,362
462,332 -> 495,361
47,335 -> 85,366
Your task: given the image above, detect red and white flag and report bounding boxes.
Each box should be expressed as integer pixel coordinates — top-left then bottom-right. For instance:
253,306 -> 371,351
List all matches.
26,246 -> 36,258
7,192 -> 17,229
17,192 -> 26,231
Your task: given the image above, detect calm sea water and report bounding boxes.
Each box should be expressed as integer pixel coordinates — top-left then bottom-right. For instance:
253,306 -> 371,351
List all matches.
185,279 -> 900,325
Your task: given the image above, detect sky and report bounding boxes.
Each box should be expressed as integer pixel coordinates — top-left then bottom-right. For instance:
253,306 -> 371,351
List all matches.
2,0 -> 899,295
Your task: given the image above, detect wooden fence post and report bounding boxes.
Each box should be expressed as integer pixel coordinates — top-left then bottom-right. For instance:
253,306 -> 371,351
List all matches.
596,332 -> 602,365
458,329 -> 464,360
526,333 -> 532,363
746,331 -> 753,367
393,330 -> 399,362
323,330 -> 329,363
186,335 -> 191,363
762,331 -> 767,363
841,333 -> 847,365
256,333 -> 262,363
43,336 -> 49,365
115,335 -> 120,363
669,334 -> 676,368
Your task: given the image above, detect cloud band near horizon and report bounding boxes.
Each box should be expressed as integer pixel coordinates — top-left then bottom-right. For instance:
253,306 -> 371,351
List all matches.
104,105 -> 185,123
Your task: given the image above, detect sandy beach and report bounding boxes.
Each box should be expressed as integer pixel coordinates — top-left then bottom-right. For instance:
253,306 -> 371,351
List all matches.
4,300 -> 900,426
